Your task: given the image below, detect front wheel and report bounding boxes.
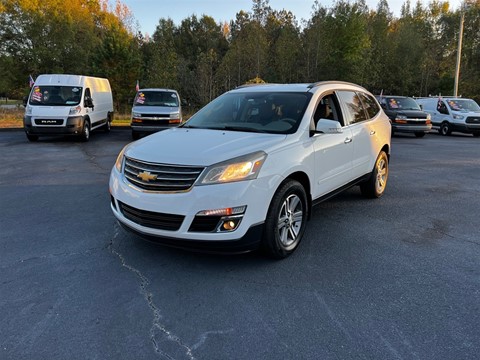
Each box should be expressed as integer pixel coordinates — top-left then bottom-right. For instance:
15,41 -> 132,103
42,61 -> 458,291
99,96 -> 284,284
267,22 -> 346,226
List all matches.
80,120 -> 90,142
263,180 -> 308,259
440,122 -> 451,136
360,150 -> 389,198
26,134 -> 39,142
103,113 -> 112,132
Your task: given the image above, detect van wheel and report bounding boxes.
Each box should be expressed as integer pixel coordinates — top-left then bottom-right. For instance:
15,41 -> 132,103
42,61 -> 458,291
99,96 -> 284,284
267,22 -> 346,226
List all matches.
440,122 -> 451,136
132,131 -> 140,140
360,150 -> 389,198
414,132 -> 425,138
80,120 -> 90,142
26,134 -> 39,142
104,113 -> 112,132
263,180 -> 308,259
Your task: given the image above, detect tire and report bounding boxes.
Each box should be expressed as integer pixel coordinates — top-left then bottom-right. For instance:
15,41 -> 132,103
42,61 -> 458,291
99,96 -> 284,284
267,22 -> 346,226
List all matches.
263,180 -> 308,259
26,134 -> 38,142
440,122 -> 451,136
472,132 -> 480,137
360,150 -> 389,198
104,113 -> 112,132
132,131 -> 140,140
414,132 -> 425,138
80,120 -> 90,142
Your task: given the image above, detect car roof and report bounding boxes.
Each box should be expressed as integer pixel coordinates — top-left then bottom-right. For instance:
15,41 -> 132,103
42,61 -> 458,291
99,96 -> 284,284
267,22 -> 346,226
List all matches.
231,81 -> 369,94
138,88 -> 178,93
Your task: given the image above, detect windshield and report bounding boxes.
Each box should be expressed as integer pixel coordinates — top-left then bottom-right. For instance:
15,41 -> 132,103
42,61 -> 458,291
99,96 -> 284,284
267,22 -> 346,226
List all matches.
446,99 -> 480,112
182,91 -> 311,134
134,90 -> 179,107
385,97 -> 420,111
29,86 -> 82,106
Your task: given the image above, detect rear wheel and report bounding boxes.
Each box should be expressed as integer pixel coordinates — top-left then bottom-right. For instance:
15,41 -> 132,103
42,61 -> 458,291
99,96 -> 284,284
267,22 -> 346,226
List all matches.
103,113 -> 112,132
414,132 -> 426,138
263,180 -> 308,259
440,122 -> 451,136
360,150 -> 389,198
26,134 -> 38,142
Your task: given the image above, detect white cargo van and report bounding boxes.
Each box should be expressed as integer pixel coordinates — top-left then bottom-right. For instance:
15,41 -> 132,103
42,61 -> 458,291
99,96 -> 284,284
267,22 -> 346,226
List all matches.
415,97 -> 480,137
23,74 -> 114,141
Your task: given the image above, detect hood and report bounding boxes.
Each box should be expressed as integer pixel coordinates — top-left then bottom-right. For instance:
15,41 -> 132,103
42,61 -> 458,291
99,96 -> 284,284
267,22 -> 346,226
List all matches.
30,105 -> 71,117
124,127 -> 287,166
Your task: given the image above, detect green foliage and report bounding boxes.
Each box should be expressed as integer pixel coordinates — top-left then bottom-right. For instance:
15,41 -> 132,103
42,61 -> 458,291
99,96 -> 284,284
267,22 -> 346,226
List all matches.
1,0 -> 479,107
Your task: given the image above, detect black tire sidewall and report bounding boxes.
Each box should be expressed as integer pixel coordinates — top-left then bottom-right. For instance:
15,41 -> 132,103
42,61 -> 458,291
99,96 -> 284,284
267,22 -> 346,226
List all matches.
263,180 -> 308,259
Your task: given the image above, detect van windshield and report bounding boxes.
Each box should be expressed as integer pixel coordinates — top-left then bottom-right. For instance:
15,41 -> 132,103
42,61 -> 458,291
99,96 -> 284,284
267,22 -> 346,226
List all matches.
134,91 -> 179,107
29,86 -> 82,106
182,92 -> 311,135
446,99 -> 480,112
385,97 -> 420,111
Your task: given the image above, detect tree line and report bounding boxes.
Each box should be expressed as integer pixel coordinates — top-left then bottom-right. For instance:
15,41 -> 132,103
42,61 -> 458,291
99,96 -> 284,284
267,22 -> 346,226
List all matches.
1,0 -> 479,112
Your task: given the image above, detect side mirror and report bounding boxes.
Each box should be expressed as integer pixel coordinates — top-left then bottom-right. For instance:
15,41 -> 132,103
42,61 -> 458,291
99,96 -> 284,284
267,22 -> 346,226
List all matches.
419,104 -> 423,110
315,119 -> 343,134
85,97 -> 94,108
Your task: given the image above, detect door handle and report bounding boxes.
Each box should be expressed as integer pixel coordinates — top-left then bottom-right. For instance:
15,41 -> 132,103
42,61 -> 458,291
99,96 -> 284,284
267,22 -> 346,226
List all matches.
370,130 -> 376,135
344,137 -> 352,144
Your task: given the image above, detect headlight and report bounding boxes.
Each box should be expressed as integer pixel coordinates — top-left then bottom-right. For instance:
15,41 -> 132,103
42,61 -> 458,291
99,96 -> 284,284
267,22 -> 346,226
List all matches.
170,112 -> 180,119
132,112 -> 141,118
114,146 -> 127,172
396,115 -> 407,120
426,113 -> 431,120
453,114 -> 464,120
25,106 -> 32,115
69,106 -> 81,115
197,151 -> 267,185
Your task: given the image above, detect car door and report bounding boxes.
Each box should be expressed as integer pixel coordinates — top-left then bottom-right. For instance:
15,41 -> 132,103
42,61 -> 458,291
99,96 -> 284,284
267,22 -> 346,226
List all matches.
336,90 -> 378,179
311,93 -> 354,198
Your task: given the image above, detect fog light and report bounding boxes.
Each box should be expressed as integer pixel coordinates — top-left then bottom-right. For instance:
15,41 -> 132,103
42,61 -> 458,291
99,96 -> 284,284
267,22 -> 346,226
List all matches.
223,220 -> 237,231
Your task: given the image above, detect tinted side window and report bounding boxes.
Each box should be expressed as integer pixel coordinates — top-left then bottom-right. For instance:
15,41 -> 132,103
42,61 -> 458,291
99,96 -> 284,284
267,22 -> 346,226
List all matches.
336,90 -> 367,125
358,92 -> 381,119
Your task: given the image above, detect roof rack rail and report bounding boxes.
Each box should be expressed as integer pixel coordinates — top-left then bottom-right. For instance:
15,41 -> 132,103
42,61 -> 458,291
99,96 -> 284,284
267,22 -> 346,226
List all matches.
307,80 -> 365,90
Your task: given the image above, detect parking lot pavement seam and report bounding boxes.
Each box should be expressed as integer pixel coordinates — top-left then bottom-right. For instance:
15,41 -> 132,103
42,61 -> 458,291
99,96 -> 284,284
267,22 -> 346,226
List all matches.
108,223 -> 196,360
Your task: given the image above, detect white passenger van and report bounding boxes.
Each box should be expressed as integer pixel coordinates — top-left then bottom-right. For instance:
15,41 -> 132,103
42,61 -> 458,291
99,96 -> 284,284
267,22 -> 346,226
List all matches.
415,97 -> 480,137
24,74 -> 114,141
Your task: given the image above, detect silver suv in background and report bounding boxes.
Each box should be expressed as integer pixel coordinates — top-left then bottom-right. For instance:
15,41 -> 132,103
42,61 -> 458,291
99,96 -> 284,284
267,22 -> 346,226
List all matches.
131,88 -> 182,140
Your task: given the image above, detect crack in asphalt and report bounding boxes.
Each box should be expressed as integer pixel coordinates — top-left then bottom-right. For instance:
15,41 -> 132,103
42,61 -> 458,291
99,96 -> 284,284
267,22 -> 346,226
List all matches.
76,143 -> 110,172
108,223 -> 195,360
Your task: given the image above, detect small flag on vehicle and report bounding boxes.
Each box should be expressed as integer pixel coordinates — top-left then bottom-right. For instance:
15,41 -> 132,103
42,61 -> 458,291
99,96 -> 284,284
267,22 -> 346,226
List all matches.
29,75 -> 35,88
135,80 -> 139,92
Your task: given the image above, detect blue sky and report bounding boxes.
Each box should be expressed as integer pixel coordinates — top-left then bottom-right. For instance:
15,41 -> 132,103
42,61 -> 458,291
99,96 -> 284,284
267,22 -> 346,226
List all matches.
120,0 -> 463,36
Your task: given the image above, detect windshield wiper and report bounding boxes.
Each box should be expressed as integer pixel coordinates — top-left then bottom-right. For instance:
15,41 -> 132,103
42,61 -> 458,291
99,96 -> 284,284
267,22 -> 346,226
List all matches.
221,126 -> 268,133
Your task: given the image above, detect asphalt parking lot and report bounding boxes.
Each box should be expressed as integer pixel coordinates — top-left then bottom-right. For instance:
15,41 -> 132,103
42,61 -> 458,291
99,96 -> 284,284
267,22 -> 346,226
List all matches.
1,128 -> 479,360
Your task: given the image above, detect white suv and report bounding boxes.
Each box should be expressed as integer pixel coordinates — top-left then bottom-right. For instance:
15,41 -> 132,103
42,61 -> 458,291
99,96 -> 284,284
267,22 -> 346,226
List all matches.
109,81 -> 391,258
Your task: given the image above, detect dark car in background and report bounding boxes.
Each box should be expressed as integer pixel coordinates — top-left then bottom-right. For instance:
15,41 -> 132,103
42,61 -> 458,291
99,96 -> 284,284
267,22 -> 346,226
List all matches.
376,95 -> 432,137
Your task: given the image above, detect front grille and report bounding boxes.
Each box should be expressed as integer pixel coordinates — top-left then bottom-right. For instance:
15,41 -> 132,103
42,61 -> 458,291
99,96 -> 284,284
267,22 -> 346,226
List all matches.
124,156 -> 204,192
189,216 -> 222,232
466,116 -> 480,124
141,114 -> 169,118
35,118 -> 63,125
118,201 -> 184,231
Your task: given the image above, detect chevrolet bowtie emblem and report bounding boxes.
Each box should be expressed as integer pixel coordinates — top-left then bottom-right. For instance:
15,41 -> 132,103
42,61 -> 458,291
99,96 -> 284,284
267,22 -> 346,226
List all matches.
137,171 -> 158,182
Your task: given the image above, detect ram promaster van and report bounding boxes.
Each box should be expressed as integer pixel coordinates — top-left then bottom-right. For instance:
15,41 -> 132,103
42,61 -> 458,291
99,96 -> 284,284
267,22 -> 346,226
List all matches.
24,74 -> 114,142
131,88 -> 182,140
415,97 -> 480,137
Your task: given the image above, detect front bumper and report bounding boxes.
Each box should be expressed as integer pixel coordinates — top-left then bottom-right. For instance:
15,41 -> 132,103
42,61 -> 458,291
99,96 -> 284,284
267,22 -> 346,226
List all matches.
392,122 -> 432,133
24,115 -> 84,135
109,167 -> 279,249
